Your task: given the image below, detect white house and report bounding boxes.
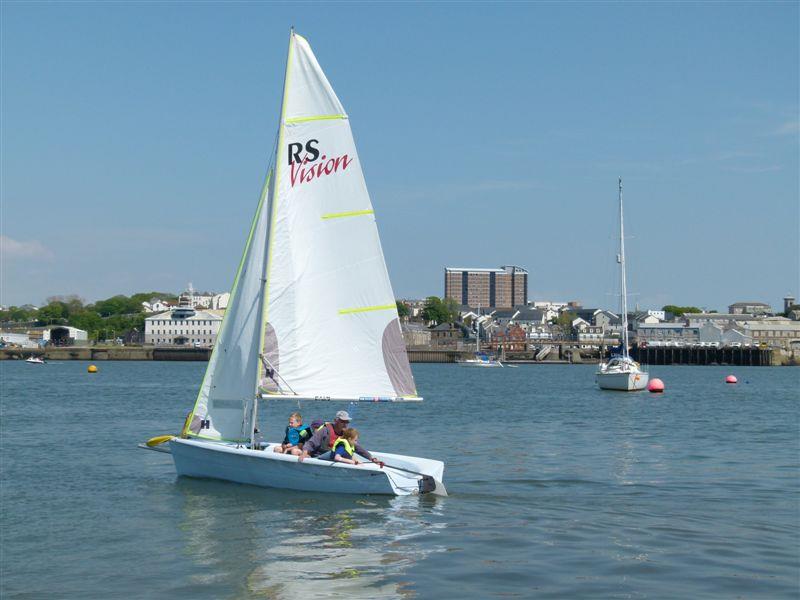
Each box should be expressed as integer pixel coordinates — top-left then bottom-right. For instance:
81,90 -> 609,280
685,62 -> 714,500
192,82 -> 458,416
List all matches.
144,293 -> 223,347
142,299 -> 173,313
212,292 -> 230,310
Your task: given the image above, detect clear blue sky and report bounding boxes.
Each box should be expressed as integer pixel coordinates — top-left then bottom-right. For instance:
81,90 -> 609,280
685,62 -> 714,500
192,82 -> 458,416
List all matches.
2,1 -> 798,312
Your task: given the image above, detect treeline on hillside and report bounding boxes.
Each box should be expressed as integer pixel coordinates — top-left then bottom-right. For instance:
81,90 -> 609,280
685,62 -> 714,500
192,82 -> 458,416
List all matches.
0,292 -> 179,341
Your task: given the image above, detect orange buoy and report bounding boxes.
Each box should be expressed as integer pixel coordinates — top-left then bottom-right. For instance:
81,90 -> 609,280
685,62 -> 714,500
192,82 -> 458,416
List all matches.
725,375 -> 737,384
88,365 -> 98,373
647,378 -> 665,393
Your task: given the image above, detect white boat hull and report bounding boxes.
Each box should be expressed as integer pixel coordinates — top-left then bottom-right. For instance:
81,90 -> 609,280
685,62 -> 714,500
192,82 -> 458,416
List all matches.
169,438 -> 445,496
457,360 -> 503,367
595,370 -> 649,391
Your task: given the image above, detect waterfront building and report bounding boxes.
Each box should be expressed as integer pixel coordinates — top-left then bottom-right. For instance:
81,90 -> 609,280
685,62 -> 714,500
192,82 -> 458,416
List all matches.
629,311 -> 662,325
430,323 -> 464,347
0,332 -> 38,348
685,313 -> 756,327
572,318 -> 605,344
0,326 -> 88,347
633,322 -> 701,345
697,323 -> 753,346
444,265 -> 528,308
144,292 -> 223,347
43,326 -> 88,345
490,325 -> 527,351
741,318 -> 800,349
401,322 -> 432,347
493,306 -> 547,330
529,301 -> 567,323
572,308 -> 621,331
784,295 -> 796,314
728,301 -> 773,316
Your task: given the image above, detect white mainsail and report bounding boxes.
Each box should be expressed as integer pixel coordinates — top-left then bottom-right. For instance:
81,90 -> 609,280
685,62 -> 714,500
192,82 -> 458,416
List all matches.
260,33 -> 417,401
184,32 -> 418,442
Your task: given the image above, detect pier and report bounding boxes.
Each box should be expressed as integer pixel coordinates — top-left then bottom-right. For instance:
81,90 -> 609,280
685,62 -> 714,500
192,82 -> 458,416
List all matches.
631,345 -> 773,366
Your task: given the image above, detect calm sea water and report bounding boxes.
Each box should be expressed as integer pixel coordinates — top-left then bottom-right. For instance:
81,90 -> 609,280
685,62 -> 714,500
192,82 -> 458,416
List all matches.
1,361 -> 798,599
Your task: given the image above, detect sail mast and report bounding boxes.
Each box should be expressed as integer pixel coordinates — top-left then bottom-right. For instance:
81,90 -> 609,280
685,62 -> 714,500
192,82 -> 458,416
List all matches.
619,177 -> 630,359
250,29 -> 295,446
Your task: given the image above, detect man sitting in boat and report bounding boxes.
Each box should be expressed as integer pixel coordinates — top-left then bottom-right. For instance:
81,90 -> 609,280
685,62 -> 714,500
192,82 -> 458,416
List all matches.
273,411 -> 312,456
298,410 -> 383,467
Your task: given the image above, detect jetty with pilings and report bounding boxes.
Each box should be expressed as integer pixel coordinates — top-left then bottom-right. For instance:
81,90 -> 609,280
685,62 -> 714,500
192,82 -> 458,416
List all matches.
631,345 -> 773,366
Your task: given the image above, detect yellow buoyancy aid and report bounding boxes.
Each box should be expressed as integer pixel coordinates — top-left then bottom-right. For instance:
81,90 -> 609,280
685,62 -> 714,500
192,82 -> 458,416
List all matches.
331,437 -> 355,459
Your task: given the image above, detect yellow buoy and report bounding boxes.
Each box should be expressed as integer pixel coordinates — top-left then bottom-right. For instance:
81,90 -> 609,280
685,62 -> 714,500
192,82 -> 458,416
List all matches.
88,364 -> 98,373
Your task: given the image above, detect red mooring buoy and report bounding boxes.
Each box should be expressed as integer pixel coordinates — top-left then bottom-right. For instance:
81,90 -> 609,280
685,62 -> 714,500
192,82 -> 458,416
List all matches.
725,375 -> 738,384
648,378 -> 665,393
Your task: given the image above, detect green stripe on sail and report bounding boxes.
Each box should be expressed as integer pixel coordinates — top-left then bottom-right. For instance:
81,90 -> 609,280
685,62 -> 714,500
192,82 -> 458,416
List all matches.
285,114 -> 347,124
338,304 -> 396,315
321,209 -> 374,220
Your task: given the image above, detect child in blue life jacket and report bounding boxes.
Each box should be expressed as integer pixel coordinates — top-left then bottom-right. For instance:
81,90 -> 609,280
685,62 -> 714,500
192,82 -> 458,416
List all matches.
332,428 -> 361,465
274,412 -> 312,456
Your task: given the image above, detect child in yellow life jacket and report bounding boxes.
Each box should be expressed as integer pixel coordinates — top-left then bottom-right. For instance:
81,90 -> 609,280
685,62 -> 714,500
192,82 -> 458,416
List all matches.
274,412 -> 312,455
332,428 -> 361,465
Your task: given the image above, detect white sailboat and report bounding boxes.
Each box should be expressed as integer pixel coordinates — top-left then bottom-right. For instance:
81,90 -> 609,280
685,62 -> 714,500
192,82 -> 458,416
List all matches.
144,31 -> 445,496
596,178 -> 649,391
457,310 -> 503,367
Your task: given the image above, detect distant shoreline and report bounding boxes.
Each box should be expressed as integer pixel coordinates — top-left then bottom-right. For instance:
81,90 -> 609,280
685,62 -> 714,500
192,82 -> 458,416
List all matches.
1,346 -> 793,366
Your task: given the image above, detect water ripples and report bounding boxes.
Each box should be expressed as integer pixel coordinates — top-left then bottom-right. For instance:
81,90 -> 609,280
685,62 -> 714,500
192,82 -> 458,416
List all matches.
1,362 -> 798,598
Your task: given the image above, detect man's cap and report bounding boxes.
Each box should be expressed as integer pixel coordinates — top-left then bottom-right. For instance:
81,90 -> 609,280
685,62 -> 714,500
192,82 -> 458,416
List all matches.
335,410 -> 351,421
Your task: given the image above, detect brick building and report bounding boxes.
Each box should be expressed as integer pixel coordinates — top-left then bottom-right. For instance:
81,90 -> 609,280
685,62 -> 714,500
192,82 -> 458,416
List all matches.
444,265 -> 528,308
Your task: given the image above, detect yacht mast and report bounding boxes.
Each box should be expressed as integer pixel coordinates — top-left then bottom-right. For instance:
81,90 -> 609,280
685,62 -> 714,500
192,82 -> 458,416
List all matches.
618,177 -> 630,359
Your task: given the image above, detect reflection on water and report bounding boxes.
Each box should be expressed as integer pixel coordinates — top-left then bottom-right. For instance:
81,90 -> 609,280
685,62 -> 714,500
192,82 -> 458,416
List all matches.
176,479 -> 447,599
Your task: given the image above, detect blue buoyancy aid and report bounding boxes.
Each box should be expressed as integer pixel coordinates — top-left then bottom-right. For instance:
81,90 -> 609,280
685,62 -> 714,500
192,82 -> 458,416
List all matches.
331,437 -> 355,459
285,424 -> 312,445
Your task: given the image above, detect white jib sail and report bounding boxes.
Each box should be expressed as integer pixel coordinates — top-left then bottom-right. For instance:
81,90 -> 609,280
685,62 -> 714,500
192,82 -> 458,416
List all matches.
260,33 -> 418,401
185,171 -> 274,441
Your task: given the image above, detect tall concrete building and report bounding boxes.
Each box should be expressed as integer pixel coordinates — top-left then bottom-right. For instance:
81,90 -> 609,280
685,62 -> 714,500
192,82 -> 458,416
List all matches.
444,265 -> 528,308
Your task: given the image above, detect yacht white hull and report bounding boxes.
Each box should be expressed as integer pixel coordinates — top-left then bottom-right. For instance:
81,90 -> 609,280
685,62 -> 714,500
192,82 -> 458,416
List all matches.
595,370 -> 649,391
456,360 -> 503,368
169,438 -> 445,496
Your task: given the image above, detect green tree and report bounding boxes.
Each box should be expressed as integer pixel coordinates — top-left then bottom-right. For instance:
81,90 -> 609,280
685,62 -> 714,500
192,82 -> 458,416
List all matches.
36,302 -> 68,325
662,305 -> 702,318
396,301 -> 410,318
69,310 -> 103,334
93,295 -> 142,317
556,311 -> 577,328
421,296 -> 458,324
0,306 -> 37,323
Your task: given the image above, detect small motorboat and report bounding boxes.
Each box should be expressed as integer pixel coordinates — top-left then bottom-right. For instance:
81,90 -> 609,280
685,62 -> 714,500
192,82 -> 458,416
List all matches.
25,356 -> 45,365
